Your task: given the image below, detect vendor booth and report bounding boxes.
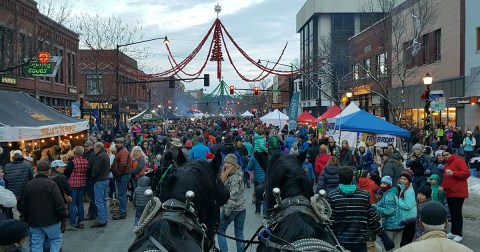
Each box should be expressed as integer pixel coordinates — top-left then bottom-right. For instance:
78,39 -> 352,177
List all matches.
297,111 -> 316,126
241,111 -> 254,117
260,109 -> 289,128
316,105 -> 342,122
0,91 -> 89,142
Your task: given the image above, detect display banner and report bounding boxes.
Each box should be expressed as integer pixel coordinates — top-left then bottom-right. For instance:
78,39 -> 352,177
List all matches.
361,133 -> 397,147
288,92 -> 300,131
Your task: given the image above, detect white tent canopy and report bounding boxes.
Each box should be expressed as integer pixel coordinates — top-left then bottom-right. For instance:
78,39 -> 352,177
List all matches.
333,102 -> 360,119
241,111 -> 254,117
260,109 -> 289,128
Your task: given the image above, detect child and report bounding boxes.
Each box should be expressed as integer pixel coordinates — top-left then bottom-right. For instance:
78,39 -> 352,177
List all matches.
302,157 -> 315,186
253,129 -> 268,153
429,174 -> 445,203
402,184 -> 432,241
373,176 -> 404,250
133,176 -> 151,226
398,170 -> 417,246
356,170 -> 379,204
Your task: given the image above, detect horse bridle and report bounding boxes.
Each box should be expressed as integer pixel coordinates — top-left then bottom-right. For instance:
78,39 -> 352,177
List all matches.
137,190 -> 212,252
242,188 -> 347,252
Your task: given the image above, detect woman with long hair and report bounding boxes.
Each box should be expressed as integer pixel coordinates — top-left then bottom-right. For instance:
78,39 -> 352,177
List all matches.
339,140 -> 353,166
316,156 -> 340,193
130,146 -> 148,188
462,130 -> 476,163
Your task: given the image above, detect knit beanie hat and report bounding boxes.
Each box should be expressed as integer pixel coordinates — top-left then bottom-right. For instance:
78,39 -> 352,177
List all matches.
224,154 -> 238,166
0,220 -> 29,245
420,202 -> 447,226
355,169 -> 369,178
381,176 -> 393,186
185,140 -> 193,148
435,150 -> 444,156
357,142 -> 367,149
417,184 -> 432,199
412,143 -> 423,151
400,170 -> 413,182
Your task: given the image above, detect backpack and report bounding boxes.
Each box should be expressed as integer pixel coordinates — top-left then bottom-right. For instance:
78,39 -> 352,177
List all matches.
269,135 -> 279,149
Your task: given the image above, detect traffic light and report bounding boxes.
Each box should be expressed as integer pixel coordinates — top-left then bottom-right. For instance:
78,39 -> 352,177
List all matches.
254,86 -> 259,96
230,85 -> 234,95
236,101 -> 240,106
168,99 -> 172,104
204,74 -> 210,87
226,101 -> 230,106
168,76 -> 175,89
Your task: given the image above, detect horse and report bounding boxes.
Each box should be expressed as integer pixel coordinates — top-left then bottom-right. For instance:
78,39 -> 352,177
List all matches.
254,154 -> 345,252
128,155 -> 229,252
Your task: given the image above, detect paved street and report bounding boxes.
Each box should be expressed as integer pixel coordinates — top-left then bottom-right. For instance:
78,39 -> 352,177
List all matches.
56,186 -> 480,252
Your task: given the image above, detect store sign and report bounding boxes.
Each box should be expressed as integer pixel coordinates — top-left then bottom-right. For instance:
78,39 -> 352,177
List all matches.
23,56 -> 62,77
430,90 -> 445,112
361,133 -> 396,147
0,76 -> 16,85
69,87 -> 77,94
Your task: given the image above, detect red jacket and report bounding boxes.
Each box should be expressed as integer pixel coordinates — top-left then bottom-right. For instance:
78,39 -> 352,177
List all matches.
315,153 -> 331,175
441,154 -> 469,198
357,177 -> 379,204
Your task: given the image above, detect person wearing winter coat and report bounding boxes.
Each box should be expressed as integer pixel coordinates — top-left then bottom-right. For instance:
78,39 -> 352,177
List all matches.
429,174 -> 445,203
133,176 -> 151,226
462,131 -> 476,163
439,147 -> 470,243
356,170 -> 379,204
314,144 -> 330,177
247,155 -> 266,216
0,184 -> 16,220
302,158 -> 315,186
3,150 -> 34,199
217,154 -> 246,252
373,176 -> 404,250
253,130 -> 267,153
284,131 -> 297,151
382,151 -> 405,186
406,143 -> 432,193
317,156 -> 340,194
267,134 -> 281,156
397,170 -> 417,246
430,150 -> 445,183
338,140 -> 354,166
327,136 -> 340,157
355,142 -> 374,172
395,202 -> 473,252
306,139 -> 320,166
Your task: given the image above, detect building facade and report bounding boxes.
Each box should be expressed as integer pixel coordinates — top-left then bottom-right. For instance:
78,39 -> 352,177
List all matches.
463,0 -> 480,129
296,0 -> 383,116
0,0 -> 79,114
347,0 -> 466,130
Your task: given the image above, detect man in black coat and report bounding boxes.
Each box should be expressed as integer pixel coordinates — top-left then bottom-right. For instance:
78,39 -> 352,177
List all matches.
19,160 -> 66,251
91,142 -> 110,228
83,140 -> 97,220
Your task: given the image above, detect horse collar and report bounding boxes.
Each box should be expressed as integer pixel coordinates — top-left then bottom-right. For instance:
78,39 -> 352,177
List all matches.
269,195 -> 320,225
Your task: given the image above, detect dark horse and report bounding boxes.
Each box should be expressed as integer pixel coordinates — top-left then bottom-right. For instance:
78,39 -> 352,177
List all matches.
256,154 -> 343,252
128,157 -> 229,252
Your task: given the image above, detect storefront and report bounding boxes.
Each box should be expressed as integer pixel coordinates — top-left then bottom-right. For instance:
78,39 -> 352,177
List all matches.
400,107 -> 457,128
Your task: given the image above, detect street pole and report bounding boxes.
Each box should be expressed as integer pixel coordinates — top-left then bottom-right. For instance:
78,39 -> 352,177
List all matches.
148,88 -> 152,110
423,72 -> 433,145
115,44 -> 120,133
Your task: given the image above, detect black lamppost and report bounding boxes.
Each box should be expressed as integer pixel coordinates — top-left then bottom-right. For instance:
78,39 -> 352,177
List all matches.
115,36 -> 169,132
423,72 -> 433,139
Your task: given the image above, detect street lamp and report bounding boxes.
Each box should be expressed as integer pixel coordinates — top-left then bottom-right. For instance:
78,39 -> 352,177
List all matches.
115,36 -> 168,132
346,92 -> 353,98
423,72 -> 433,141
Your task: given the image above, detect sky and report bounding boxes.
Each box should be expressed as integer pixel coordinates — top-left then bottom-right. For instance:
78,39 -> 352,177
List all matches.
39,0 -> 306,92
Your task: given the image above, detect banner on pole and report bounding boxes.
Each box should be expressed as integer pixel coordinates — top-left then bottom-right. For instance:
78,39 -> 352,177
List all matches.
288,92 -> 300,131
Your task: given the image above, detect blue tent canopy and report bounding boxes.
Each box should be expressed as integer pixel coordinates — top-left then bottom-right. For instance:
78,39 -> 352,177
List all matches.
335,109 -> 410,137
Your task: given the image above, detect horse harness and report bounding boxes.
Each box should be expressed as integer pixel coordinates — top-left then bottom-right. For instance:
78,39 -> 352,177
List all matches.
252,189 -> 346,252
134,190 -> 210,252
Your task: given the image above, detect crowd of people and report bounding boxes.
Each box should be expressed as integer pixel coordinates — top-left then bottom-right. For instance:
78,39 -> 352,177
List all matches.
0,116 -> 475,252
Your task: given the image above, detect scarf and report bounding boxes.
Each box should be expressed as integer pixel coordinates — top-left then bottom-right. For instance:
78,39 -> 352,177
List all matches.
339,148 -> 348,160
399,183 -> 411,199
381,184 -> 392,192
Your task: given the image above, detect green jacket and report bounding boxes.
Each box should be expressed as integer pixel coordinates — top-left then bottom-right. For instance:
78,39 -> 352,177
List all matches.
373,187 -> 404,231
429,174 -> 445,203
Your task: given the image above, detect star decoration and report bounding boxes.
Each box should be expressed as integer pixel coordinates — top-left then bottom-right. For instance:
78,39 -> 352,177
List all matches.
214,3 -> 222,18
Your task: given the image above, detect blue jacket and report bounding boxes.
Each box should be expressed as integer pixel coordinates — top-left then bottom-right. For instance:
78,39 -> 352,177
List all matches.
302,162 -> 315,181
356,149 -> 374,172
299,140 -> 309,154
247,156 -> 265,182
189,142 -> 210,161
284,135 -> 297,150
317,165 -> 340,193
398,184 -> 417,220
373,187 -> 404,231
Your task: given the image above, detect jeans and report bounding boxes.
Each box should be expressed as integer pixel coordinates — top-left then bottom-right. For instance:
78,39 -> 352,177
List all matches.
69,187 -> 86,225
94,180 -> 109,224
254,181 -> 266,216
217,210 -> 246,252
86,180 -> 97,218
464,151 -> 473,164
30,222 -> 62,252
386,230 -> 403,251
134,206 -> 146,226
116,174 -> 131,215
447,197 -> 465,236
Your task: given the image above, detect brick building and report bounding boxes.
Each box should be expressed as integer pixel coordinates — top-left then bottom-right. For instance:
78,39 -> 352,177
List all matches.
0,0 -> 79,114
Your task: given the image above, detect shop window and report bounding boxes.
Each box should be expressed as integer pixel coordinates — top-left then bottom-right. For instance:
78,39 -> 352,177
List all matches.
435,29 -> 441,61
87,74 -> 103,95
353,64 -> 359,80
376,53 -> 387,77
477,27 -> 480,51
363,58 -> 371,76
423,34 -> 430,63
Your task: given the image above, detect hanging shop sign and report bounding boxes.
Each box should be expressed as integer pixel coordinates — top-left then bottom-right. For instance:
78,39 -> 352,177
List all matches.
0,76 -> 16,85
23,56 -> 62,77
